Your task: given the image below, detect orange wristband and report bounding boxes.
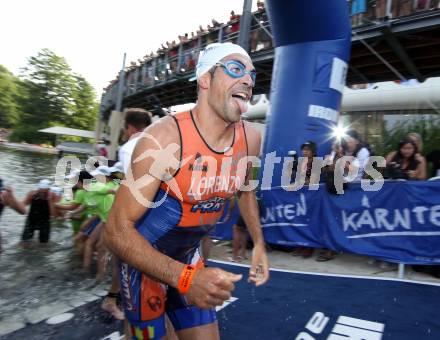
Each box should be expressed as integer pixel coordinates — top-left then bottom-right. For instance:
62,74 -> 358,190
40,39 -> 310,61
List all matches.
177,265 -> 196,294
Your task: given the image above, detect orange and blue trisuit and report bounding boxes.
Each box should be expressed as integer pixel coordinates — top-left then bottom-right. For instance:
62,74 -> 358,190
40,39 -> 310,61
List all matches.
119,110 -> 249,339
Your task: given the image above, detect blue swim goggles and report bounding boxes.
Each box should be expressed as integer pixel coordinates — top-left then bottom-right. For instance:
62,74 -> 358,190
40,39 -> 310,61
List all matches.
214,60 -> 256,86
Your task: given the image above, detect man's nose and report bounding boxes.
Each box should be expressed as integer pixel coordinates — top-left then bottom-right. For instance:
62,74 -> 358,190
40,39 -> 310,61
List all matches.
240,73 -> 253,87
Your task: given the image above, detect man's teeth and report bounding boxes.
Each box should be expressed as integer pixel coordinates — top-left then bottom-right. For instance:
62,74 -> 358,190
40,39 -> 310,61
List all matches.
233,93 -> 248,100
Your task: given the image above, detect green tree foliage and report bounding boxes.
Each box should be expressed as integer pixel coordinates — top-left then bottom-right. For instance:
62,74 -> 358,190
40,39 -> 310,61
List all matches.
373,116 -> 440,157
0,65 -> 20,128
10,49 -> 98,143
71,75 -> 99,131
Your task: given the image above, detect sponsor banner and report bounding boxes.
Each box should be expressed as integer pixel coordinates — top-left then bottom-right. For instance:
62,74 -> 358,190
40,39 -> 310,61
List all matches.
218,181 -> 440,264
211,200 -> 239,240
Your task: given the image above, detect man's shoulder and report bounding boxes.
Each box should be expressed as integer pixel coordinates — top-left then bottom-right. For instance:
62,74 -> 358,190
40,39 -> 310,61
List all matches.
136,115 -> 181,149
242,121 -> 261,138
242,120 -> 262,156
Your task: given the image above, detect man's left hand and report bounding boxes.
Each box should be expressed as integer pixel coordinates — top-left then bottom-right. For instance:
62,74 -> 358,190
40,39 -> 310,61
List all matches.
248,242 -> 269,286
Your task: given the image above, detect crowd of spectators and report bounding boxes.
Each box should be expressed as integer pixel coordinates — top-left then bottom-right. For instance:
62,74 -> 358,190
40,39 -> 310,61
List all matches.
285,129 -> 439,262
102,0 -> 271,103
349,0 -> 440,26
102,0 -> 439,109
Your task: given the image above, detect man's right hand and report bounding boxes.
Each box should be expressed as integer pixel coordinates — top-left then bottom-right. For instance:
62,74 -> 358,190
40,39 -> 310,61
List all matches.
185,267 -> 242,309
1,187 -> 14,206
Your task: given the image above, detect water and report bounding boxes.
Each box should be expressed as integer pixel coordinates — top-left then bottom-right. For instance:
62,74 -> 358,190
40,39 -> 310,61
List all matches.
0,147 -> 109,335
0,147 -> 60,248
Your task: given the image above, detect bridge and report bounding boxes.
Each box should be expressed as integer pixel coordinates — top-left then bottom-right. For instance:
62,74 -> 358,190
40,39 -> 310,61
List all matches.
99,3 -> 440,119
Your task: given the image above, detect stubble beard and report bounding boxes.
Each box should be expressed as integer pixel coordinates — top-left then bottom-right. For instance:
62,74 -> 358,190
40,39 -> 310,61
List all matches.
221,98 -> 241,123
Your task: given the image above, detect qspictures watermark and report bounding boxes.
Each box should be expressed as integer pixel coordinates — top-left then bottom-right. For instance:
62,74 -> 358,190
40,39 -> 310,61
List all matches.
54,132 -> 387,209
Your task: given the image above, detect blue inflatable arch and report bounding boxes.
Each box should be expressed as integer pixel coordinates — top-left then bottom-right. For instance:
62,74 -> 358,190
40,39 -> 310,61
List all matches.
261,0 -> 351,187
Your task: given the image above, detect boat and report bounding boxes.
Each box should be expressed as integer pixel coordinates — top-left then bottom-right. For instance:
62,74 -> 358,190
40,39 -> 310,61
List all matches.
0,141 -> 60,155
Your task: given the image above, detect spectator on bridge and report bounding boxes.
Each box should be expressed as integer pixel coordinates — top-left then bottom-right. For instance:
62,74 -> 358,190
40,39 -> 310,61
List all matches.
393,0 -> 413,17
206,24 -> 218,44
385,138 -> 426,180
229,10 -> 241,43
179,34 -> 189,44
351,0 -> 367,26
168,45 -> 179,73
250,4 -> 271,51
211,18 -> 222,28
257,0 -> 265,12
375,0 -> 388,18
259,26 -> 272,50
186,52 -> 196,71
230,10 -> 240,26
189,33 -> 199,48
420,0 -> 440,10
196,24 -> 206,37
416,0 -> 429,11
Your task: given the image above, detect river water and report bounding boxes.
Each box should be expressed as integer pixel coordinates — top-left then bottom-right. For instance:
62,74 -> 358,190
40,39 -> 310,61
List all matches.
0,147 -> 110,338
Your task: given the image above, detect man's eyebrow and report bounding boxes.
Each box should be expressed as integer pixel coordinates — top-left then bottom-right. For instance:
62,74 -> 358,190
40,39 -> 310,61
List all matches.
231,59 -> 246,67
232,59 -> 255,71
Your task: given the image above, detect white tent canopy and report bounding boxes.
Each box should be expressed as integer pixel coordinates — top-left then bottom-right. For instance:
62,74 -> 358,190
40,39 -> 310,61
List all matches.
38,126 -> 96,139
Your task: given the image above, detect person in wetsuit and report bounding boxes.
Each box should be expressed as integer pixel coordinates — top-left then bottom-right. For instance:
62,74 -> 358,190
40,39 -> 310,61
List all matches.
21,179 -> 54,244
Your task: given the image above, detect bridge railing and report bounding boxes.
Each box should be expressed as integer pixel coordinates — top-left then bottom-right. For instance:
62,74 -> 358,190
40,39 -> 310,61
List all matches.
100,0 -> 439,114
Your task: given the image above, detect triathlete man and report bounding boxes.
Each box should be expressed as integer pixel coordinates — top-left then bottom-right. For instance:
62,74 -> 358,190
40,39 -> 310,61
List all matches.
105,42 -> 269,340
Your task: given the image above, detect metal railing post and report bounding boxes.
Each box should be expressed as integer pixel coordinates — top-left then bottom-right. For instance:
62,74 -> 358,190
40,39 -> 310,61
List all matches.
115,53 -> 126,113
237,0 -> 253,51
398,263 -> 405,279
218,26 -> 223,43
133,68 -> 139,92
386,0 -> 393,18
152,58 -> 157,85
177,44 -> 183,73
141,64 -> 147,86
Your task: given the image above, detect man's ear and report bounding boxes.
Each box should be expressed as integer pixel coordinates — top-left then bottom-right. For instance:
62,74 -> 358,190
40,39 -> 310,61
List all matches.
198,72 -> 211,90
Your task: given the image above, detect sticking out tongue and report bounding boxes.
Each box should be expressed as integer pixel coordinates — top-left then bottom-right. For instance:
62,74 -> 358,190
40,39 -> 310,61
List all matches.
233,97 -> 248,114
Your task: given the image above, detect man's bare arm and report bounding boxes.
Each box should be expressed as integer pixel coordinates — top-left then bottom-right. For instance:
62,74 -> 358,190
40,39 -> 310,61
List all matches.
55,203 -> 80,211
105,117 -> 243,308
238,122 -> 269,285
1,187 -> 27,215
105,118 -> 185,287
23,191 -> 35,206
238,191 -> 264,246
239,122 -> 264,245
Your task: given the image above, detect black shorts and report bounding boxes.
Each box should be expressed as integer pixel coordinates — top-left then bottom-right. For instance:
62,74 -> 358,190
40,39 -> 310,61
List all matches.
235,215 -> 247,229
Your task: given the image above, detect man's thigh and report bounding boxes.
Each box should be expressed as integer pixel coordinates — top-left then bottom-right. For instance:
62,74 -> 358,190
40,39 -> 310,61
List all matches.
176,322 -> 220,340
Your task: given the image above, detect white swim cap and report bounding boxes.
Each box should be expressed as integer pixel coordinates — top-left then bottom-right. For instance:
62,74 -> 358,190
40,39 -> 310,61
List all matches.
90,166 -> 112,177
189,42 -> 251,82
38,179 -> 51,189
